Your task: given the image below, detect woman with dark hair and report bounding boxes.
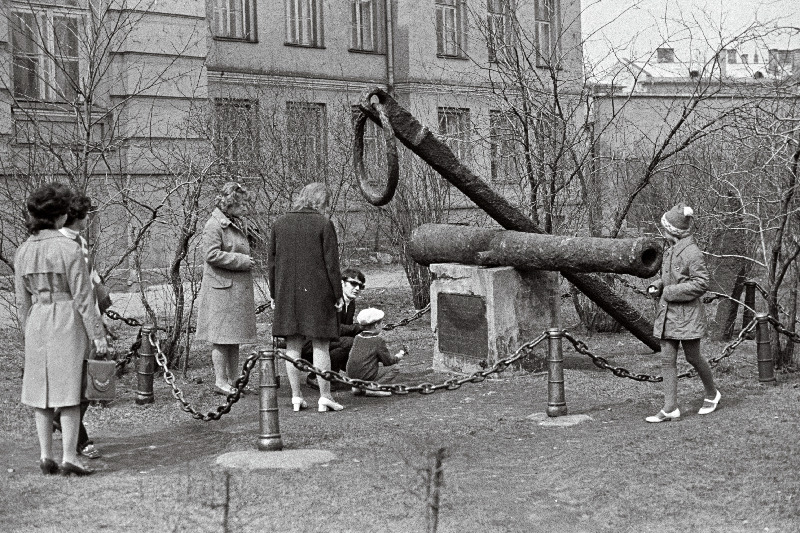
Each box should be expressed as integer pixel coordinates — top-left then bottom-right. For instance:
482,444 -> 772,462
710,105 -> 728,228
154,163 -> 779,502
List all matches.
268,182 -> 345,412
15,183 -> 108,476
195,182 -> 257,395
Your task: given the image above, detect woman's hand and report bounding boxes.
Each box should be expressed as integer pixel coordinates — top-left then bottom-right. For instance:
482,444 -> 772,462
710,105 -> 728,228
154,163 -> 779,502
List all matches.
94,337 -> 109,356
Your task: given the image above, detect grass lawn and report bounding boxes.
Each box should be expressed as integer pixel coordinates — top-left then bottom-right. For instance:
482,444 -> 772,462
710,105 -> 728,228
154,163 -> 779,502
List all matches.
0,275 -> 798,533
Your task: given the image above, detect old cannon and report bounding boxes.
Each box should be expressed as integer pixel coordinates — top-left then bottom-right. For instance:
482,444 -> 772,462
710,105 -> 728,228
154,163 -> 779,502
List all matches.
354,87 -> 661,351
409,224 -> 662,278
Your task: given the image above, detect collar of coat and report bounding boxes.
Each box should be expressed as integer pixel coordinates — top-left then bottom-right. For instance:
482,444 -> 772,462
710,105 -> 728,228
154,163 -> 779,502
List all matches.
211,207 -> 245,233
667,236 -> 695,257
29,229 -> 67,242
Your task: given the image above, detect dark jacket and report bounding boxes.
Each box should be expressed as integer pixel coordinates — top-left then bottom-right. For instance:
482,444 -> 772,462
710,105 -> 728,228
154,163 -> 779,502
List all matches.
268,208 -> 343,339
651,236 -> 709,340
338,298 -> 362,337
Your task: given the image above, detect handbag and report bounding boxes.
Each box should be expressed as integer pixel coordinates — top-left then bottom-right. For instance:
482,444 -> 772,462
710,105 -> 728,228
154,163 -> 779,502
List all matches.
83,359 -> 117,401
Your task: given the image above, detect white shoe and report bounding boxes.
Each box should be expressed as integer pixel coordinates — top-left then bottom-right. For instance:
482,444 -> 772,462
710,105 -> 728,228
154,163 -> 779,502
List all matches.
698,390 -> 721,415
645,408 -> 681,423
291,396 -> 308,412
318,397 -> 344,412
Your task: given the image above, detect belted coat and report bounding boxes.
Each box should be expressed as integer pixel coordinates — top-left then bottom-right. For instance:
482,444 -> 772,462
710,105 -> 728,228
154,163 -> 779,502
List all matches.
268,208 -> 343,340
651,236 -> 709,340
194,208 -> 257,344
15,230 -> 106,408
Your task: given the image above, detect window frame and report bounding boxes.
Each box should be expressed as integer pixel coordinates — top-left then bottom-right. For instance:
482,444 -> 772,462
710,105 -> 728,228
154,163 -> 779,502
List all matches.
285,0 -> 324,48
286,101 -> 328,178
212,0 -> 258,42
11,4 -> 85,103
213,98 -> 260,171
350,0 -> 384,54
487,0 -> 515,63
534,0 -> 559,68
489,109 -> 517,183
437,106 -> 471,164
435,0 -> 467,59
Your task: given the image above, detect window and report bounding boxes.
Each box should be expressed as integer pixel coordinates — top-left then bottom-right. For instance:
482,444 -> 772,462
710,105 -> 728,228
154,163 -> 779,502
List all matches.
487,0 -> 514,63
350,0 -> 384,53
436,0 -> 466,58
489,110 -> 516,182
534,0 -> 557,67
285,0 -> 323,47
213,99 -> 259,172
212,0 -> 257,41
286,102 -> 326,179
11,7 -> 82,102
437,107 -> 471,163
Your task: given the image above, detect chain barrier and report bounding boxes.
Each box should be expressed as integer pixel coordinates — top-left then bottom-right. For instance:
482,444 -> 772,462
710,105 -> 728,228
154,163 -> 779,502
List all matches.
562,317 -> 759,382
382,303 -> 431,331
610,274 -> 651,298
277,331 -> 549,394
149,330 -> 257,421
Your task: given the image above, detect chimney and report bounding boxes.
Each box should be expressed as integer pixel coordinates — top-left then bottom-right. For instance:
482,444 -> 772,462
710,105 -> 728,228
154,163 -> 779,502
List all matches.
656,47 -> 675,63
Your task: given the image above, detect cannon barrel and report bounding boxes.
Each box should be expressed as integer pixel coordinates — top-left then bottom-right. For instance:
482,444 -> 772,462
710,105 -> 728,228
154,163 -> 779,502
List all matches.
409,224 -> 662,278
359,87 -> 660,351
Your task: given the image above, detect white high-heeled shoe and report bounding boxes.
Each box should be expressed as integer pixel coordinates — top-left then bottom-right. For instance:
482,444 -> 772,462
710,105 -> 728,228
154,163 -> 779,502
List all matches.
645,408 -> 681,423
318,397 -> 344,412
291,396 -> 308,412
698,390 -> 721,415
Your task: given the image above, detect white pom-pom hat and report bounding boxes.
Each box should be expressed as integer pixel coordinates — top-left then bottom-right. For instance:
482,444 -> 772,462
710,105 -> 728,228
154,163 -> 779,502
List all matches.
661,203 -> 694,238
357,307 -> 385,327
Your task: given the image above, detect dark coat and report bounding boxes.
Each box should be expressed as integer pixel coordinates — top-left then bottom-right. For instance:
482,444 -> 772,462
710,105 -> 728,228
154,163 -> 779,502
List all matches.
651,236 -> 709,340
195,208 -> 257,344
15,230 -> 105,408
268,208 -> 343,339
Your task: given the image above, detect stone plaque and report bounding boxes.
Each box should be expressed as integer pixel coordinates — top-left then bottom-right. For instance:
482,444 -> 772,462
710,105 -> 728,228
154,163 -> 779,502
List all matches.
437,293 -> 488,359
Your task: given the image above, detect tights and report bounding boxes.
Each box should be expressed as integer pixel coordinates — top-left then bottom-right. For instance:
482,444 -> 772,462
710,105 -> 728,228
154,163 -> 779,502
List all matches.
660,338 -> 717,412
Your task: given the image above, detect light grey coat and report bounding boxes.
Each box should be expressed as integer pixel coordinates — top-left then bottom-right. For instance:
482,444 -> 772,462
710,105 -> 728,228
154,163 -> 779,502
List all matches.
651,236 -> 709,340
195,208 -> 257,344
15,230 -> 106,408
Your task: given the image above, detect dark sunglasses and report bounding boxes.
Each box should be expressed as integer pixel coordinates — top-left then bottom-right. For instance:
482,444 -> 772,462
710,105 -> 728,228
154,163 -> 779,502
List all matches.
344,279 -> 365,290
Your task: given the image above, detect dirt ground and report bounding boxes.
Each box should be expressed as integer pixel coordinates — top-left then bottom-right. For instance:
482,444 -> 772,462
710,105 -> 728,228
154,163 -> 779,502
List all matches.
1,266 -> 799,533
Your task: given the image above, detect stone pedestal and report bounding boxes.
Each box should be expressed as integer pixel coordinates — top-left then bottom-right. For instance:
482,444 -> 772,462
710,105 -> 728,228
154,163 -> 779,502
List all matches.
429,263 -> 556,374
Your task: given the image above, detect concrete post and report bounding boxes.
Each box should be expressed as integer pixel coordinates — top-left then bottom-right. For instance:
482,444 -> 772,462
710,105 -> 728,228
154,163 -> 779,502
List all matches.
135,326 -> 155,405
257,349 -> 283,451
755,313 -> 777,385
546,328 -> 567,417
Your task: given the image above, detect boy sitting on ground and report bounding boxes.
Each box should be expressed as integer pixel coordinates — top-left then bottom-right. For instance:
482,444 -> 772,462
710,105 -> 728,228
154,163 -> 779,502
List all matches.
346,308 -> 406,397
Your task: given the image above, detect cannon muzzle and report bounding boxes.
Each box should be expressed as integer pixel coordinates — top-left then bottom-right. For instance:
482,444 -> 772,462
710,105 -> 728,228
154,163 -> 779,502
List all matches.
409,224 -> 662,278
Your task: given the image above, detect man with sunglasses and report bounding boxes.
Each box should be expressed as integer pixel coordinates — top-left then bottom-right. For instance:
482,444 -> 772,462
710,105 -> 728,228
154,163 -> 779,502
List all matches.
303,268 -> 366,389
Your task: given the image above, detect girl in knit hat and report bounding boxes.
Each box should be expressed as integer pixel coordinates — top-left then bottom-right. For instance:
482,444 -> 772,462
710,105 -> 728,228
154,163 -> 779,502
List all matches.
645,203 -> 720,422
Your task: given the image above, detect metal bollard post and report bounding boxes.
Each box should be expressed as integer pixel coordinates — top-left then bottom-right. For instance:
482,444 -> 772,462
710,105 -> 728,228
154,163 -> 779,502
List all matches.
257,349 -> 283,451
743,280 -> 756,338
546,328 -> 568,417
755,313 -> 777,385
135,326 -> 155,405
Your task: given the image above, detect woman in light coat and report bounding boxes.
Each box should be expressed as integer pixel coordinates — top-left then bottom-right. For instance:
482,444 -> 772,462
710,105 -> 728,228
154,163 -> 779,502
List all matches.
195,182 -> 257,395
646,203 -> 720,423
15,183 -> 108,476
268,182 -> 345,412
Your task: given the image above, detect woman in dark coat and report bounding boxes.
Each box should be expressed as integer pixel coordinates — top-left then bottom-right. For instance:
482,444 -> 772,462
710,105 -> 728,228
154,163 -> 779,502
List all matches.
646,203 -> 719,423
195,182 -> 257,395
268,182 -> 344,412
15,183 -> 108,476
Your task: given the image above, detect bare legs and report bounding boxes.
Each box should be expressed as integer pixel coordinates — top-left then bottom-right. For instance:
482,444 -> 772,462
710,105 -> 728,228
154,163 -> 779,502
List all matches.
659,338 -> 718,413
34,405 -> 82,465
212,343 -> 240,392
311,338 -> 333,401
284,336 -> 305,398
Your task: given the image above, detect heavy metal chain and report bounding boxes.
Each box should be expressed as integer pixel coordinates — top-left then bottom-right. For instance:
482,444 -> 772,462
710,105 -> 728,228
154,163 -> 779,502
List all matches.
382,303 -> 431,331
277,331 -> 549,394
562,317 -> 758,382
149,330 -> 257,421
562,331 -> 663,382
768,316 -> 800,344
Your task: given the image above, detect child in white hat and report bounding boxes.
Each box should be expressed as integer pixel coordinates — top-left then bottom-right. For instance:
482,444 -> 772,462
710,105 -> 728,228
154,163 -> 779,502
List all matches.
646,203 -> 720,422
345,308 -> 406,397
